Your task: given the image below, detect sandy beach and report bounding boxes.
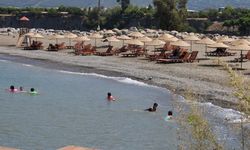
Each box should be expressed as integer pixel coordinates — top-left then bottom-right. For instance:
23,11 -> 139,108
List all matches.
1,33 -> 249,109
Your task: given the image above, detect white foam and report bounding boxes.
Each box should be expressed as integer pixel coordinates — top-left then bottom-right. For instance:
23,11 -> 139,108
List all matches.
200,102 -> 246,123
22,64 -> 33,67
0,59 -> 8,62
58,70 -> 161,88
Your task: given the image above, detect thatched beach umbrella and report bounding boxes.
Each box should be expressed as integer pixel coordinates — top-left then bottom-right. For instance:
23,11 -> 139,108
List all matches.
73,36 -> 90,42
138,36 -> 152,47
117,35 -> 131,46
104,36 -> 120,46
125,39 -> 144,46
105,30 -> 115,35
57,145 -> 96,150
183,35 -> 200,51
208,42 -> 229,49
208,42 -> 229,64
196,37 -> 216,57
146,39 -> 165,53
30,33 -> 44,42
216,36 -> 234,43
231,39 -> 250,46
64,33 -> 77,47
229,44 -> 250,69
171,40 -> 191,47
89,33 -> 103,47
49,34 -> 64,44
128,32 -> 145,38
159,33 -> 174,41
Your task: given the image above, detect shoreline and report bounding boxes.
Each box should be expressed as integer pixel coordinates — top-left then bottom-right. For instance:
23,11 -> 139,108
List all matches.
0,46 -> 239,110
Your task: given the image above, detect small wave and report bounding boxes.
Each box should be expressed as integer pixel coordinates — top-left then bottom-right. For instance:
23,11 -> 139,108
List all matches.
58,70 -> 159,88
22,64 -> 33,67
0,59 -> 8,62
200,102 -> 246,123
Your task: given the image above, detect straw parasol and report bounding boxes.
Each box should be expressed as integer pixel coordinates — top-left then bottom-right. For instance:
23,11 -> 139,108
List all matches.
89,33 -> 103,47
64,33 -> 77,47
73,36 -> 90,42
216,36 -> 234,43
159,33 -> 174,41
208,42 -> 229,64
196,37 -> 216,57
231,39 -> 250,46
104,36 -> 120,46
229,44 -> 250,69
30,33 -> 44,43
183,35 -> 200,51
105,30 -> 115,35
24,32 -> 35,37
125,39 -> 144,46
161,36 -> 179,42
138,36 -> 152,47
57,145 -> 96,150
0,146 -> 19,150
146,39 -> 165,46
208,42 -> 229,48
171,40 -> 191,47
128,32 -> 145,38
49,34 -> 64,44
117,35 -> 131,46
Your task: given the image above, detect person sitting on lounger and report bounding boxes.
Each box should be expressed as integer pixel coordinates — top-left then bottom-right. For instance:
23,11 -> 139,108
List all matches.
170,47 -> 181,59
145,103 -> 158,112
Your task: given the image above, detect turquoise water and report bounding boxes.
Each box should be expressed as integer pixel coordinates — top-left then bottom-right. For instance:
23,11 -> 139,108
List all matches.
0,59 -> 177,150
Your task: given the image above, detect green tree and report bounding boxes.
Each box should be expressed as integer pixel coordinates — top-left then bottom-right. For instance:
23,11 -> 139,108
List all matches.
153,0 -> 188,31
117,0 -> 130,11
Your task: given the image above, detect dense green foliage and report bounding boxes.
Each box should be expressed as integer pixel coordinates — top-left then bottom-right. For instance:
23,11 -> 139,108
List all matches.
0,1 -> 187,31
188,6 -> 250,35
2,2 -> 250,35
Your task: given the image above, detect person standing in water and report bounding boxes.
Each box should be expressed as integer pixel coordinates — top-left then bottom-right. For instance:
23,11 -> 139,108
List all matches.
107,92 -> 115,101
145,103 -> 158,112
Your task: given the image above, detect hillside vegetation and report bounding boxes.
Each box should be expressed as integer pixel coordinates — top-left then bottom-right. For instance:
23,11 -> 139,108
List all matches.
0,0 -> 250,10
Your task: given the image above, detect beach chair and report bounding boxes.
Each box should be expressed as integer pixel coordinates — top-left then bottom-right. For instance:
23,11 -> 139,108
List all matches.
186,51 -> 199,63
95,46 -> 114,56
156,51 -> 190,63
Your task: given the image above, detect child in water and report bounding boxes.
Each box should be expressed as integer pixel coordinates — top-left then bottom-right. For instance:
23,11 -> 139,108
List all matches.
107,92 -> 115,101
145,103 -> 158,112
29,88 -> 38,95
165,111 -> 173,121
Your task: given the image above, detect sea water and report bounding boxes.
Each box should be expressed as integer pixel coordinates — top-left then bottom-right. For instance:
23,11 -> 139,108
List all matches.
0,55 -> 243,150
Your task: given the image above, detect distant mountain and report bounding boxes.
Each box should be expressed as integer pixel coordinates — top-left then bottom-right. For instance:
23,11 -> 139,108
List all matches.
0,0 -> 250,10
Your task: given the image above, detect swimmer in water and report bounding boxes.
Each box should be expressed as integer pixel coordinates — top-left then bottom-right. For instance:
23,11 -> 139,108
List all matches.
165,111 -> 173,120
9,85 -> 18,92
145,103 -> 158,112
107,92 -> 115,101
29,88 -> 38,95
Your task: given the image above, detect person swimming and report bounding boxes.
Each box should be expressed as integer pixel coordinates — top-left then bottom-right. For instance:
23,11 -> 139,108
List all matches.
165,111 -> 173,121
8,85 -> 18,92
29,88 -> 38,95
107,92 -> 115,101
145,103 -> 158,112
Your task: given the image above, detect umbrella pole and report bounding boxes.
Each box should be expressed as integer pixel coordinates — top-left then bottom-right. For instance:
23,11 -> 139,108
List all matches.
122,40 -> 124,46
191,41 -> 193,52
205,44 -> 207,57
241,50 -> 243,69
95,39 -> 97,47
